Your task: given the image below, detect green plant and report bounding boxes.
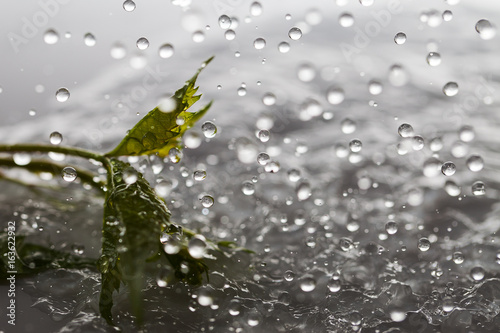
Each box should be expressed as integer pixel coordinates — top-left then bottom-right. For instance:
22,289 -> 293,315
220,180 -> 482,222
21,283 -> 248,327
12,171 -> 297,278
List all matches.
0,57 -> 250,326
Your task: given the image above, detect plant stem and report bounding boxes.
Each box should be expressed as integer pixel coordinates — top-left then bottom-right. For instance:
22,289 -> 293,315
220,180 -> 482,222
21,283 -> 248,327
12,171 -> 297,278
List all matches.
0,143 -> 106,163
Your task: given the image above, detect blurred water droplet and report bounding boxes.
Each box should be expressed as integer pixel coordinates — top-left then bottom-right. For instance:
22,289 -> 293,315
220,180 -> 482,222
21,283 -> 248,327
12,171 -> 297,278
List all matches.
472,181 -> 485,196
297,63 -> 316,82
418,237 -> 431,252
184,132 -> 202,149
359,0 -> 374,6
188,236 -> 207,259
218,15 -> 231,29
262,93 -> 276,106
123,169 -> 138,185
136,37 -> 149,50
43,29 -> 59,44
13,153 -> 31,166
475,19 -> 496,40
62,167 -> 77,182
443,82 -> 459,96
200,195 -> 214,208
426,52 -> 441,66
388,64 -> 409,87
398,123 -> 414,138
158,43 -> 174,58
202,121 -> 217,138
326,87 -> 345,105
55,88 -> 70,102
442,10 -> 453,22
458,125 -> 475,142
339,13 -> 354,27
445,180 -> 461,197
394,32 -> 407,44
253,37 -> 266,49
296,182 -> 312,201
288,27 -> 302,40
368,80 -> 383,95
250,1 -> 263,16
123,0 -> 136,11
287,168 -> 301,182
441,161 -> 456,176
412,136 -> 424,150
466,155 -> 484,172
224,29 -> 236,40
241,181 -> 255,195
110,43 -> 127,59
49,131 -> 63,145
278,41 -> 290,53
228,300 -> 241,316
192,30 -> 205,43
390,310 -> 406,322
300,276 -> 316,292
341,118 -> 356,134
84,33 -> 96,47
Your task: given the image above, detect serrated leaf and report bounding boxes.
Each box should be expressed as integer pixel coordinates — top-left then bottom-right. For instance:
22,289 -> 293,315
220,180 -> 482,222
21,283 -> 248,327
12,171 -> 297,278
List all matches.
106,57 -> 214,158
98,159 -> 169,325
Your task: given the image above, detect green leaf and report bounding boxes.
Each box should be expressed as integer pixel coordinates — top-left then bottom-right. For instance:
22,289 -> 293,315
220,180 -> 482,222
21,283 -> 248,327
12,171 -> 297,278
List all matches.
98,158 -> 169,325
106,57 -> 214,158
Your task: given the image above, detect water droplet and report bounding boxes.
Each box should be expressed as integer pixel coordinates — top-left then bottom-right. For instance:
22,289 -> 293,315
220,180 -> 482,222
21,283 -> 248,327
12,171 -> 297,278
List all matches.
459,125 -> 475,142
388,64 -> 409,86
262,93 -> 276,106
441,161 -> 456,176
418,237 -> 431,252
287,168 -> 301,182
136,37 -> 149,50
284,270 -> 295,281
390,310 -> 406,322
197,288 -> 213,306
326,87 -> 345,105
218,15 -> 231,29
200,195 -> 214,208
49,131 -> 63,145
426,52 -> 441,66
453,251 -> 464,264
466,155 -> 484,172
470,266 -> 485,281
327,279 -> 341,292
84,33 -> 96,47
368,80 -> 383,95
237,86 -> 247,96
442,10 -> 453,22
193,170 -> 207,181
250,1 -> 263,16
451,141 -> 468,158
192,30 -> 205,43
168,147 -> 183,164
228,300 -> 241,316
297,63 -> 316,82
339,13 -> 354,27
188,236 -> 207,259
359,0 -> 374,6
288,27 -> 302,40
472,181 -> 486,196
241,181 -> 255,195
264,161 -> 280,173
257,152 -> 270,165
394,32 -> 407,45
123,0 -> 136,11
257,130 -> 270,143
300,276 -> 316,292
475,19 -> 496,40
110,42 -> 127,59
247,311 -> 261,327
445,180 -> 461,197
339,237 -> 354,251
158,43 -> 174,58
443,82 -> 459,96
253,38 -> 266,49
55,88 -> 70,102
123,169 -> 138,185
385,221 -> 398,235
349,139 -> 362,153
13,153 -> 31,166
201,121 -> 217,138
224,29 -> 236,40
296,182 -> 312,201
29,109 -> 37,116
398,123 -> 414,138
412,136 -> 424,151
184,132 -> 202,149
43,29 -> 59,44
341,118 -> 356,134
278,41 -> 290,53
62,166 -> 77,182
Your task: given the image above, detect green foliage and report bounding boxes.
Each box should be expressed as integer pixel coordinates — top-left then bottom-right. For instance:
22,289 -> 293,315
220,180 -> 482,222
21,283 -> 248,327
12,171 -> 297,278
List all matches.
106,57 -> 214,158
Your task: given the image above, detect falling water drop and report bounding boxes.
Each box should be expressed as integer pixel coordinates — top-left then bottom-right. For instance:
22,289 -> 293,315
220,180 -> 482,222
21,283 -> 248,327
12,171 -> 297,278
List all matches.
443,82 -> 459,96
394,32 -> 407,44
426,52 -> 441,66
43,29 -> 59,44
55,88 -> 70,102
288,27 -> 302,40
49,132 -> 63,145
218,15 -> 231,29
62,167 -> 77,182
136,37 -> 149,50
475,19 -> 497,40
123,0 -> 136,11
200,195 -> 214,208
441,161 -> 456,176
158,43 -> 174,58
253,38 -> 266,49
201,121 -> 217,138
466,155 -> 484,172
83,33 -> 96,47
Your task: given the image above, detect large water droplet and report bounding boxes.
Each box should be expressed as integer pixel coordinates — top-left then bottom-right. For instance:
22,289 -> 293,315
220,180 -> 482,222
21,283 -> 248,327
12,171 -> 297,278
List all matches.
398,123 -> 414,138
326,87 -> 345,105
257,129 -> 270,143
241,181 -> 255,195
123,169 -> 138,185
341,118 -> 356,134
418,237 -> 431,252
466,155 -> 484,172
110,43 -> 127,59
62,167 -> 77,182
445,180 -> 461,197
192,30 -> 205,43
385,221 -> 398,235
368,80 -> 383,95
218,15 -> 231,29
327,279 -> 341,292
249,2 -> 263,16
394,32 -> 407,45
13,153 -> 31,166
426,52 -> 441,66
339,13 -> 354,27
84,33 -> 96,47
443,82 -> 459,96
453,251 -> 465,264
297,63 -> 316,82
475,19 -> 497,40
43,29 -> 59,44
224,29 -> 236,40
188,236 -> 207,259
299,276 -> 316,292
459,125 -> 475,142
349,139 -> 362,152
278,41 -> 290,53
257,152 -> 270,165
441,161 -> 456,176
158,43 -> 174,58
49,131 -> 63,145
288,27 -> 302,40
136,37 -> 149,50
202,121 -> 217,138
253,38 -> 266,49
200,195 -> 214,208
55,88 -> 70,102
470,266 -> 485,281
123,0 -> 136,12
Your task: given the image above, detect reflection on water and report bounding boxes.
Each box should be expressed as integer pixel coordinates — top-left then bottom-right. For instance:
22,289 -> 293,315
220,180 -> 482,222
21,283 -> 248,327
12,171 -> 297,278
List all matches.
1,0 -> 500,332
